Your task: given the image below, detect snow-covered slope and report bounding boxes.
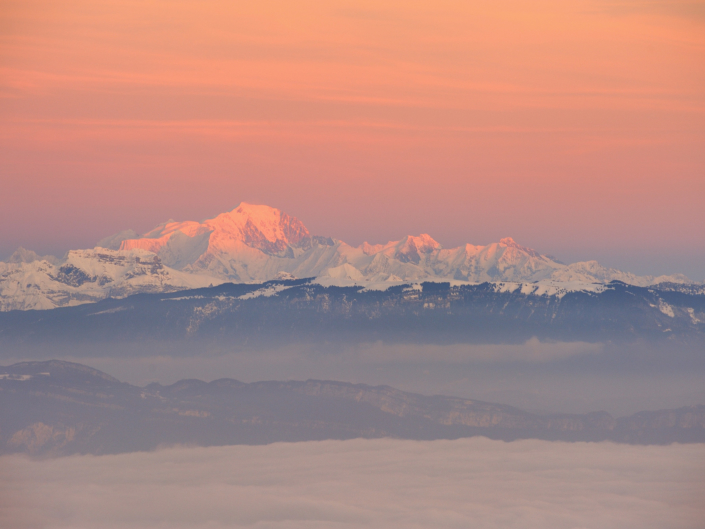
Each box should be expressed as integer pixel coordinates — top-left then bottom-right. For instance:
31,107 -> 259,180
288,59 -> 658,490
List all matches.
5,247 -> 61,266
0,203 -> 694,311
116,203 -> 314,278
0,249 -> 218,311
549,260 -> 691,287
110,203 -> 692,286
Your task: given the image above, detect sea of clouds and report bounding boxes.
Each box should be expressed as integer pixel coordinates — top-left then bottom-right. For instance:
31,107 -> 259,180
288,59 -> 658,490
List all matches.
2,438 -> 703,529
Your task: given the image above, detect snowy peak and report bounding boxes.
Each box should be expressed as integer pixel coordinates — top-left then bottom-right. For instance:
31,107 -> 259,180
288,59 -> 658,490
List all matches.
5,247 -> 59,265
101,203 -> 692,287
497,237 -> 545,260
1,203 -> 697,311
119,220 -> 207,256
382,234 -> 442,265
7,247 -> 42,264
114,203 -> 314,274
96,230 -> 139,251
207,202 -> 311,255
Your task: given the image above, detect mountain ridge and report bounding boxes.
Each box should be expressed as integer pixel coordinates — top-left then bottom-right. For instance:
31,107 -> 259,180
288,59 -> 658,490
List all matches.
0,202 -> 695,311
1,359 -> 703,456
1,278 -> 703,351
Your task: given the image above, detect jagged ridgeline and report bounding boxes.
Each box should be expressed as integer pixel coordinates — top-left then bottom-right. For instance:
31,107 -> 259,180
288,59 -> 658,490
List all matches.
0,279 -> 703,351
0,203 -> 697,311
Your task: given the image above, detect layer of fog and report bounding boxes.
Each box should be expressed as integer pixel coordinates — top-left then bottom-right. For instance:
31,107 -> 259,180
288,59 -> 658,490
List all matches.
4,337 -> 705,416
4,338 -> 703,416
2,438 -> 703,529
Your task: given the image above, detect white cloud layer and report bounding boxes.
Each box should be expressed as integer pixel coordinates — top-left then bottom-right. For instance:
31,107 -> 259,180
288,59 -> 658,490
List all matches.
1,438 -> 704,529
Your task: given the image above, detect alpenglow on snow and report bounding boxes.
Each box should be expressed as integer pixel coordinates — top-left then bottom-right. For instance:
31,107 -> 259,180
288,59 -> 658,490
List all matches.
0,203 -> 693,311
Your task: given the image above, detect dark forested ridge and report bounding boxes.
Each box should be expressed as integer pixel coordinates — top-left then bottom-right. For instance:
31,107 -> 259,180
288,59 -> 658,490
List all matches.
0,279 -> 703,350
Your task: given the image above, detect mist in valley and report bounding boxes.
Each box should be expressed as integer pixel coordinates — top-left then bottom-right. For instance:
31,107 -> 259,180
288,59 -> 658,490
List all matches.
4,338 -> 704,417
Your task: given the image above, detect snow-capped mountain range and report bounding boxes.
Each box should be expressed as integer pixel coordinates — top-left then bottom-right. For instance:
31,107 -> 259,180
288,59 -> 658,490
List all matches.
0,203 -> 693,311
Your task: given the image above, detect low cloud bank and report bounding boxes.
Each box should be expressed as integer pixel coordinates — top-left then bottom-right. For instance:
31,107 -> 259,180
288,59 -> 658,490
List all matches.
50,338 -> 603,386
351,337 -> 603,363
28,342 -> 703,415
2,438 -> 703,529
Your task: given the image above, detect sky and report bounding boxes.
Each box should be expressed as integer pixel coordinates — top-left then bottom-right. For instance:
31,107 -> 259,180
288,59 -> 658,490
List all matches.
2,438 -> 704,528
1,0 -> 704,278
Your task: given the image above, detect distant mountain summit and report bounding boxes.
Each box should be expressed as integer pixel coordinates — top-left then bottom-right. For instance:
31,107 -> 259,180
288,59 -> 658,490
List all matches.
118,202 -> 311,256
0,202 -> 694,310
5,247 -> 60,265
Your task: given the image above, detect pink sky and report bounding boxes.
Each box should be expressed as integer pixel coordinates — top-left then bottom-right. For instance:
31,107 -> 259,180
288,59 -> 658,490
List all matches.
1,0 -> 704,278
